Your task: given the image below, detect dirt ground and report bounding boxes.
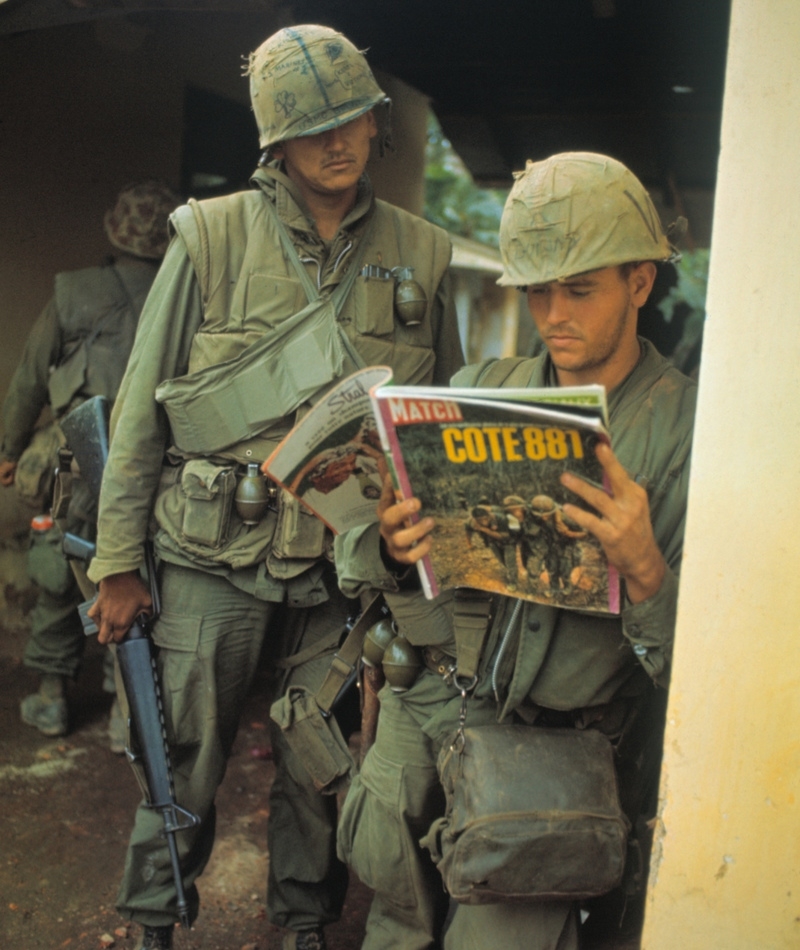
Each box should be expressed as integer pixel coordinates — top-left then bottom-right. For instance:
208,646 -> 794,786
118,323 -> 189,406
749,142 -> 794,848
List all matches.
0,594 -> 372,950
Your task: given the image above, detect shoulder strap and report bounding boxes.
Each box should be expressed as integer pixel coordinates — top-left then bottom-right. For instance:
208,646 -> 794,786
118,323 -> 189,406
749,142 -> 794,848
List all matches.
452,587 -> 494,682
314,593 -> 386,714
175,200 -> 212,302
262,195 -> 376,371
477,356 -> 538,389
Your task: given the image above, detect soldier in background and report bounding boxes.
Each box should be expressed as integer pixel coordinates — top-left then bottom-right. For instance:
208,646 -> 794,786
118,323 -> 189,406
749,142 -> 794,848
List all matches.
0,180 -> 179,748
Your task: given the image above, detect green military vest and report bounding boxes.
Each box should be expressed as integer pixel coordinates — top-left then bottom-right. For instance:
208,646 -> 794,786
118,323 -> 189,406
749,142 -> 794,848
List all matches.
48,262 -> 156,416
152,176 -> 453,577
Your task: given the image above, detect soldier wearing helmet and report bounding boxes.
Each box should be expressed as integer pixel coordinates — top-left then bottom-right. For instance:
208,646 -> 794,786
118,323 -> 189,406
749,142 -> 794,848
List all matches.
335,152 -> 696,949
84,24 -> 462,950
0,180 -> 178,754
464,499 -> 523,590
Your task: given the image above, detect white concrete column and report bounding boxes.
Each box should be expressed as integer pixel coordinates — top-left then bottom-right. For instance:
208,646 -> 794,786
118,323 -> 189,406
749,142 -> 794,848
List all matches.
643,2 -> 800,947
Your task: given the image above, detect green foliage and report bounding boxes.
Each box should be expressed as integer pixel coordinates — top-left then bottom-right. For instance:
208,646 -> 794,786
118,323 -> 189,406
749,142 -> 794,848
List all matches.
657,248 -> 710,373
658,248 -> 710,323
423,111 -> 508,248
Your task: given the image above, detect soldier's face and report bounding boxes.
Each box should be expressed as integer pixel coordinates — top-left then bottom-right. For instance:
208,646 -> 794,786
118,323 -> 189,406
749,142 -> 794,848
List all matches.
275,112 -> 377,199
526,263 -> 655,389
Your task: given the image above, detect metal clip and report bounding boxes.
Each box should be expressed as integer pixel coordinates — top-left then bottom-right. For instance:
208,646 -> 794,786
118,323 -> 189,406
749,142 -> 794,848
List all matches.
361,264 -> 394,281
451,672 -> 478,752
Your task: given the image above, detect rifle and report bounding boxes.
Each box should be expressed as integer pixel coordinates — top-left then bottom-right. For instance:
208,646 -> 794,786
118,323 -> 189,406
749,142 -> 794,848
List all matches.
55,395 -> 200,929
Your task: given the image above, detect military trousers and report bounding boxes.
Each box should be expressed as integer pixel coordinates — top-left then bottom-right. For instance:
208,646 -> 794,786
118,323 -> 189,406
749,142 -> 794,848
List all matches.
116,562 -> 279,927
337,672 -> 578,950
24,523 -> 116,691
115,560 -> 358,931
266,571 -> 357,932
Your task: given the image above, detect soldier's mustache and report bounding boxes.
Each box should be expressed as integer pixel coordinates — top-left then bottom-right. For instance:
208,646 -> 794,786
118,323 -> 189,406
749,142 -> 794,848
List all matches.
323,152 -> 356,167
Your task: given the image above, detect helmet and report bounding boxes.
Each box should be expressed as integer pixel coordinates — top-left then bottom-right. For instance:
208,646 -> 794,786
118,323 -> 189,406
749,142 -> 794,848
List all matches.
498,152 -> 679,287
104,179 -> 180,260
247,24 -> 388,150
503,494 -> 526,509
530,494 -> 556,515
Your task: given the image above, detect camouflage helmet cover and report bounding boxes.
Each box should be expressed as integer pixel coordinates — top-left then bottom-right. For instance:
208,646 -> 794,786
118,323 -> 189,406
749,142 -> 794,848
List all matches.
104,179 -> 180,260
247,24 -> 388,150
498,152 -> 679,287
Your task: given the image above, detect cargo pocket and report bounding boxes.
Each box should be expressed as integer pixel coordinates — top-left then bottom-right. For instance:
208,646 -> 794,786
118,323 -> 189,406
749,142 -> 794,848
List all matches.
180,459 -> 237,549
268,490 -> 327,564
27,524 -> 74,596
151,607 -> 206,756
337,748 -> 422,909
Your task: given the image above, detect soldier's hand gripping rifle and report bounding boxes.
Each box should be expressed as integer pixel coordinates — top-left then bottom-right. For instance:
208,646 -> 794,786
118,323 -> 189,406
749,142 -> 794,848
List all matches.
54,396 -> 200,930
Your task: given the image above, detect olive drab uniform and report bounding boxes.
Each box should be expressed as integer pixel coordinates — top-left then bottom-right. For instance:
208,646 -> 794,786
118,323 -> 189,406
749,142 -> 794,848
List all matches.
1,260 -> 160,689
334,339 -> 696,950
86,166 -> 463,931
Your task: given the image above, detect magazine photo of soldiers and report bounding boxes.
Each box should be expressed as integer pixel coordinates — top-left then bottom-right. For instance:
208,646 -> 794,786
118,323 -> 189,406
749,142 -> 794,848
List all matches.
464,499 -> 523,591
527,493 -> 592,596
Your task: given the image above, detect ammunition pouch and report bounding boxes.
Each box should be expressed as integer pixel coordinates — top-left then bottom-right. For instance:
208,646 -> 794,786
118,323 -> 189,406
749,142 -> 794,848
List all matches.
268,489 -> 329,571
270,685 -> 355,795
154,458 -> 278,570
14,420 -> 66,510
422,725 -> 630,904
179,459 -> 237,549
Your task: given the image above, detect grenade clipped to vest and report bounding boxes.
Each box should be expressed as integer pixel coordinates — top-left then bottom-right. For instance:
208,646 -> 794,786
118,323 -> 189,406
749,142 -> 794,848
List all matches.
393,268 -> 428,326
361,264 -> 429,326
234,462 -> 272,525
382,635 -> 422,692
362,618 -> 396,667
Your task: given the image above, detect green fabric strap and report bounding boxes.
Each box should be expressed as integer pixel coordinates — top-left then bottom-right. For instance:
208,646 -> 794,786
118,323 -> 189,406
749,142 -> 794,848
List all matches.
452,588 -> 494,682
261,188 -> 375,372
275,626 -> 343,671
315,593 -> 386,714
476,356 -> 535,389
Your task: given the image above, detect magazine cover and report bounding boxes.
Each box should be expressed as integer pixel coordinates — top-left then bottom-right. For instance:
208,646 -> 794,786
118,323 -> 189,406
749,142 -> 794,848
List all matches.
372,387 -> 620,614
263,366 -> 392,534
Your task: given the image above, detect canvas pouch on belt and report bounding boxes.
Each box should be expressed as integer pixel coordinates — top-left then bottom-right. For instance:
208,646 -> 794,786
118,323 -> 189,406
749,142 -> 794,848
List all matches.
15,421 -> 66,509
270,685 -> 355,795
422,724 -> 630,904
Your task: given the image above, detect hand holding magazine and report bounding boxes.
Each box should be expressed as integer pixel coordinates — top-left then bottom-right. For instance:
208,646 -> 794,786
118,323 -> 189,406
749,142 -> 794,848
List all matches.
264,367 -> 619,613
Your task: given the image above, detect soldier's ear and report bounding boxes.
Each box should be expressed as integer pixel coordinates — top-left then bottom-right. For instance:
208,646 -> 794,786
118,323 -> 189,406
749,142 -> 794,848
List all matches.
629,261 -> 657,307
